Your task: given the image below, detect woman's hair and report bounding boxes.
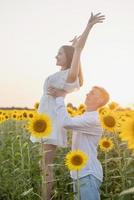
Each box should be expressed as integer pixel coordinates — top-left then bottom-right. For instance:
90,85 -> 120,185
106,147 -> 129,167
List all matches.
62,45 -> 74,68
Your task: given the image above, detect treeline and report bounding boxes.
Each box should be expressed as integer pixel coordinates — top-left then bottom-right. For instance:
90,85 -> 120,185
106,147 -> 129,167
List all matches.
0,107 -> 34,110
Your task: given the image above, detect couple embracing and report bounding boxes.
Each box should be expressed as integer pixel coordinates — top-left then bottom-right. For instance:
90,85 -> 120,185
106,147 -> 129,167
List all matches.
31,12 -> 109,200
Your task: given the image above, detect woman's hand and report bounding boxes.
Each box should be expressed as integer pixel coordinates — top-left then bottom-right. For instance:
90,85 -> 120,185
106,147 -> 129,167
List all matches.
69,35 -> 81,48
66,12 -> 105,84
88,12 -> 105,27
69,13 -> 105,49
74,12 -> 105,50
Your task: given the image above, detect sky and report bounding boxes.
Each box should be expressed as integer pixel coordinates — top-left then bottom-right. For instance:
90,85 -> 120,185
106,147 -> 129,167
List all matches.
0,0 -> 134,108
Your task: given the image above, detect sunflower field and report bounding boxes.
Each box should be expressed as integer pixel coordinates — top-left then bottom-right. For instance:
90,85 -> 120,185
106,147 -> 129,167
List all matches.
0,101 -> 134,200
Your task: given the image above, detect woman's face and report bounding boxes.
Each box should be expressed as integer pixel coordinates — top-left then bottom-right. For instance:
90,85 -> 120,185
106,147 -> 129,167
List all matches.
55,47 -> 67,69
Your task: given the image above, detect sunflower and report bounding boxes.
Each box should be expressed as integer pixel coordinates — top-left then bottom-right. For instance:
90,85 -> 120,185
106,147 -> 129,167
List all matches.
76,110 -> 84,116
78,104 -> 86,111
34,102 -> 39,110
25,110 -> 36,119
108,101 -> 119,110
4,115 -> 9,120
0,116 -> 5,123
77,104 -> 86,115
67,107 -> 77,117
99,137 -> 114,152
67,103 -> 73,108
28,112 -> 35,119
27,113 -> 52,139
65,150 -> 88,171
116,109 -> 134,120
0,110 -> 6,123
20,111 -> 29,120
11,110 -> 20,120
99,111 -> 118,133
1,110 -> 10,121
22,124 -> 27,129
119,116 -> 134,150
98,107 -> 109,116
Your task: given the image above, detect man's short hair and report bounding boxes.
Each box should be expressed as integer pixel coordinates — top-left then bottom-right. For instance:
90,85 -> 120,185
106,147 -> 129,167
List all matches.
93,86 -> 110,106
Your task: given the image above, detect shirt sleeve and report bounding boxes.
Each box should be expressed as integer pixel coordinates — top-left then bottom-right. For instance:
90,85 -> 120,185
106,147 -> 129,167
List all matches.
62,77 -> 80,93
55,97 -> 101,135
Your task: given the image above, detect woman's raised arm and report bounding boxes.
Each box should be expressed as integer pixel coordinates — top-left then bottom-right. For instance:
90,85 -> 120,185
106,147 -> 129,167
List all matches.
66,12 -> 105,83
69,35 -> 84,86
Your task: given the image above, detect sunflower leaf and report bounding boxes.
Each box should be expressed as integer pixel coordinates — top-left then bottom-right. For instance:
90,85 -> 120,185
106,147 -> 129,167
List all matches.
120,187 -> 134,196
21,188 -> 33,196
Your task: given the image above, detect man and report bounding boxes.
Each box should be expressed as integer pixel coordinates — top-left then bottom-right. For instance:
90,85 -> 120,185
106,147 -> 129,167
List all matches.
48,86 -> 110,200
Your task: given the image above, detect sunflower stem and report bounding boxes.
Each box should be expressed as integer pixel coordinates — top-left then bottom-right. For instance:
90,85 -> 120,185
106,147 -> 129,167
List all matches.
114,132 -> 125,191
11,142 -> 15,168
104,152 -> 108,194
76,170 -> 80,200
27,143 -> 31,178
41,140 -> 47,200
19,136 -> 24,170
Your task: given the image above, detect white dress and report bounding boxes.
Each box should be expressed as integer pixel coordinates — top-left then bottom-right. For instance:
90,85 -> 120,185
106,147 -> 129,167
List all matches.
30,69 -> 80,147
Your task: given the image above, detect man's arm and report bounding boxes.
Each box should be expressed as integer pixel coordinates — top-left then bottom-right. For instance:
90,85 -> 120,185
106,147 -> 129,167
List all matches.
47,87 -> 101,134
55,97 -> 88,130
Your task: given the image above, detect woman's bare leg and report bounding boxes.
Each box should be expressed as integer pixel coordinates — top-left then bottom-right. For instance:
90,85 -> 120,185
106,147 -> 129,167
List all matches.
41,144 -> 57,200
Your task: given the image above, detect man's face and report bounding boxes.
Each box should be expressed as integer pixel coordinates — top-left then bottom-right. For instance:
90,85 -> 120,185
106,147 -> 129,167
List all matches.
84,87 -> 103,106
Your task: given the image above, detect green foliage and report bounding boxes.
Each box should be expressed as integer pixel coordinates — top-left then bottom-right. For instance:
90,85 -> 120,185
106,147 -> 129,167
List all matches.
98,133 -> 134,200
0,120 -> 42,200
0,120 -> 134,200
53,147 -> 74,200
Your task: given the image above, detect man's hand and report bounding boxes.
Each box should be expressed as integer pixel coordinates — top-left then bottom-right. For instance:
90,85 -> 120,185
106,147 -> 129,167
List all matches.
47,87 -> 67,98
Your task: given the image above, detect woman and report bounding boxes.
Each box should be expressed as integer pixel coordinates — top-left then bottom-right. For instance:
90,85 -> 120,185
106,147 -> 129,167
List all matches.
31,12 -> 105,200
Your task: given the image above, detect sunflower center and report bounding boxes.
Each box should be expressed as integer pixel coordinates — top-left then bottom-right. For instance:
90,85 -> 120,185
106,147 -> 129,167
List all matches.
29,114 -> 33,118
35,103 -> 39,109
110,105 -> 115,109
68,110 -> 73,114
23,112 -> 27,118
103,141 -> 110,148
71,155 -> 83,166
104,116 -> 116,127
33,119 -> 47,133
